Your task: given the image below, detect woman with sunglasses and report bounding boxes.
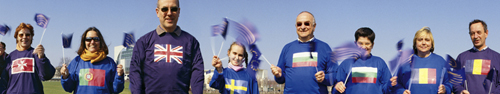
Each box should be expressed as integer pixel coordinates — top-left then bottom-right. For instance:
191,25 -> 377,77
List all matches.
2,23 -> 55,94
60,27 -> 124,94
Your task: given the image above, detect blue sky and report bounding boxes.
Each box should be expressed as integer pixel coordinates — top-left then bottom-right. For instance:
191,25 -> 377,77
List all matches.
1,1 -> 500,78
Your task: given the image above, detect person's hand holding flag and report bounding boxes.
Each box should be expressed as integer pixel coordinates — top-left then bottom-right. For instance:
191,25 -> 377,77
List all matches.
271,65 -> 282,78
212,56 -> 223,73
61,63 -> 69,79
117,64 -> 124,76
315,71 -> 325,83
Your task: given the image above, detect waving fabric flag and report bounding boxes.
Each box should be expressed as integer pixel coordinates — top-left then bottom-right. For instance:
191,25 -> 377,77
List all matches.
331,41 -> 366,64
123,32 -> 135,48
62,33 -> 73,48
228,19 -> 259,46
388,40 -> 415,75
0,24 -> 10,36
247,44 -> 261,79
34,13 -> 49,28
211,18 -> 228,39
446,55 -> 466,85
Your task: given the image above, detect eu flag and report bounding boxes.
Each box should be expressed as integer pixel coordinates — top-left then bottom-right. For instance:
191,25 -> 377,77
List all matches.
34,13 -> 49,28
446,55 -> 466,86
247,44 -> 261,79
331,41 -> 366,64
0,24 -> 10,36
62,33 -> 73,48
211,18 -> 228,39
123,32 -> 135,48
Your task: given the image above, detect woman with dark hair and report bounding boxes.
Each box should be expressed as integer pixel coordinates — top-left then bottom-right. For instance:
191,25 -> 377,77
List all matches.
60,27 -> 124,94
3,22 -> 55,94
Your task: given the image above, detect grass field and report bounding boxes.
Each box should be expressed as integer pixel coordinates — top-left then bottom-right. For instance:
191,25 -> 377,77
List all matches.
42,81 -> 131,94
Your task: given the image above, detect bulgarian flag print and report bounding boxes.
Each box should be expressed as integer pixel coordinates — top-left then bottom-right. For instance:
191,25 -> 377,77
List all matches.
411,68 -> 436,84
79,68 -> 106,87
465,59 -> 491,75
292,52 -> 318,68
351,67 -> 377,83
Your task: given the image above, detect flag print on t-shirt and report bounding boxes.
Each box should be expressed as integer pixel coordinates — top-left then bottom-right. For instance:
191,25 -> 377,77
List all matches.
411,68 -> 436,84
351,67 -> 377,83
465,59 -> 491,75
12,58 -> 35,74
292,52 -> 317,68
79,68 -> 105,87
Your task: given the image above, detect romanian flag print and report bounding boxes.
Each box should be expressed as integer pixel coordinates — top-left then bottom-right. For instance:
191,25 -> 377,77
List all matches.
465,59 -> 491,75
411,68 -> 437,84
292,52 -> 318,68
351,67 -> 377,83
79,68 -> 106,87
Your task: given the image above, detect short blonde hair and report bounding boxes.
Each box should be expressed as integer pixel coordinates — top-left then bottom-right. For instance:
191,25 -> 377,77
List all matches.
412,26 -> 434,54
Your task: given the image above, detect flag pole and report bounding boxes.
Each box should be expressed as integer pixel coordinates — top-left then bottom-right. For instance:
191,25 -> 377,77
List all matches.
211,37 -> 216,56
39,28 -> 47,44
465,80 -> 468,91
216,41 -> 225,57
344,70 -> 351,87
261,54 -> 273,66
439,68 -> 446,85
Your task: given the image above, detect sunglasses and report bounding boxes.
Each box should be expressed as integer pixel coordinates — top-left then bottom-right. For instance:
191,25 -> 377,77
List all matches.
160,7 -> 179,12
296,22 -> 311,26
85,37 -> 100,42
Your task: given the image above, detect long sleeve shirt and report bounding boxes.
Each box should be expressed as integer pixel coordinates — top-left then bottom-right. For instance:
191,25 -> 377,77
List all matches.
61,56 -> 124,94
393,53 -> 452,94
3,47 -> 55,94
129,26 -> 204,94
335,55 -> 391,94
209,68 -> 259,94
275,38 -> 336,94
452,48 -> 500,94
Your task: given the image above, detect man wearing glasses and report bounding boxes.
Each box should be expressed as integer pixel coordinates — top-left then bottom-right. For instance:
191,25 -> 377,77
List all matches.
129,0 -> 204,94
271,11 -> 336,94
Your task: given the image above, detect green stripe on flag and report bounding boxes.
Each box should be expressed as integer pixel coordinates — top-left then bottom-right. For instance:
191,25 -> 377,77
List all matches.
79,69 -> 90,86
352,72 -> 377,78
292,57 -> 318,63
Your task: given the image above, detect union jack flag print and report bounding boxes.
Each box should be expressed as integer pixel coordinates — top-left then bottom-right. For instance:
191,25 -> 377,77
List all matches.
154,44 -> 183,64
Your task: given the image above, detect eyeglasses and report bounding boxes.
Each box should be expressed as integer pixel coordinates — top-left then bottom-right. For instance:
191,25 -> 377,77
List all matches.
160,7 -> 179,12
85,37 -> 100,42
296,22 -> 311,26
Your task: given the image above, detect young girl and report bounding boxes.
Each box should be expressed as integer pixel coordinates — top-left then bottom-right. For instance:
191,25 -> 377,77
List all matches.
209,42 -> 259,94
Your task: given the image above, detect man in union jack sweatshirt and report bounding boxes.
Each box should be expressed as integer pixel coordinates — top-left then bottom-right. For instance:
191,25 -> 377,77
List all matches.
129,0 -> 204,94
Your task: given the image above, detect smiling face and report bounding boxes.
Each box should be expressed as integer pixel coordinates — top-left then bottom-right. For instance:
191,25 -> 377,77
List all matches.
296,12 -> 315,41
17,29 -> 33,49
85,31 -> 100,53
356,37 -> 373,55
227,44 -> 245,66
415,34 -> 432,54
469,22 -> 488,50
156,0 -> 180,31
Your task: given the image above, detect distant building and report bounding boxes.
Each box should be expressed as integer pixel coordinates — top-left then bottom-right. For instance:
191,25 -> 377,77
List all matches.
114,45 -> 133,79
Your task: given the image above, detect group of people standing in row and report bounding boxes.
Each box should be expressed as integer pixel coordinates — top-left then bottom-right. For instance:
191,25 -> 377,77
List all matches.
0,0 -> 497,94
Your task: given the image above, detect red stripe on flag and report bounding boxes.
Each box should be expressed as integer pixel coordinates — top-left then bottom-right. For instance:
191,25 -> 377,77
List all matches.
292,61 -> 317,67
428,69 -> 437,84
88,69 -> 106,87
482,60 -> 491,75
352,77 -> 377,83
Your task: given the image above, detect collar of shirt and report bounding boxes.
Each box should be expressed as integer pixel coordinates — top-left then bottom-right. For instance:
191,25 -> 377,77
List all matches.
156,25 -> 181,36
472,46 -> 488,51
297,37 -> 315,43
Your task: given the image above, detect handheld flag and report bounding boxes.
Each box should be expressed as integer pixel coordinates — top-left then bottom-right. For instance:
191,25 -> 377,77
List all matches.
446,54 -> 466,85
211,18 -> 228,39
0,24 -> 10,36
331,41 -> 366,64
227,18 -> 259,46
389,40 -> 414,75
62,33 -> 73,48
247,44 -> 262,79
123,32 -> 135,48
34,13 -> 49,28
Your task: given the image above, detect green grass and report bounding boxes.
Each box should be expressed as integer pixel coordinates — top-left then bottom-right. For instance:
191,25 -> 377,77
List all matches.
42,81 -> 131,94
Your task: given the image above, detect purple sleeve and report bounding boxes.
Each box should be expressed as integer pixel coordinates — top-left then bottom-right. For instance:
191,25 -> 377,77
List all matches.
36,55 -> 55,81
129,37 -> 146,94
190,39 -> 204,94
